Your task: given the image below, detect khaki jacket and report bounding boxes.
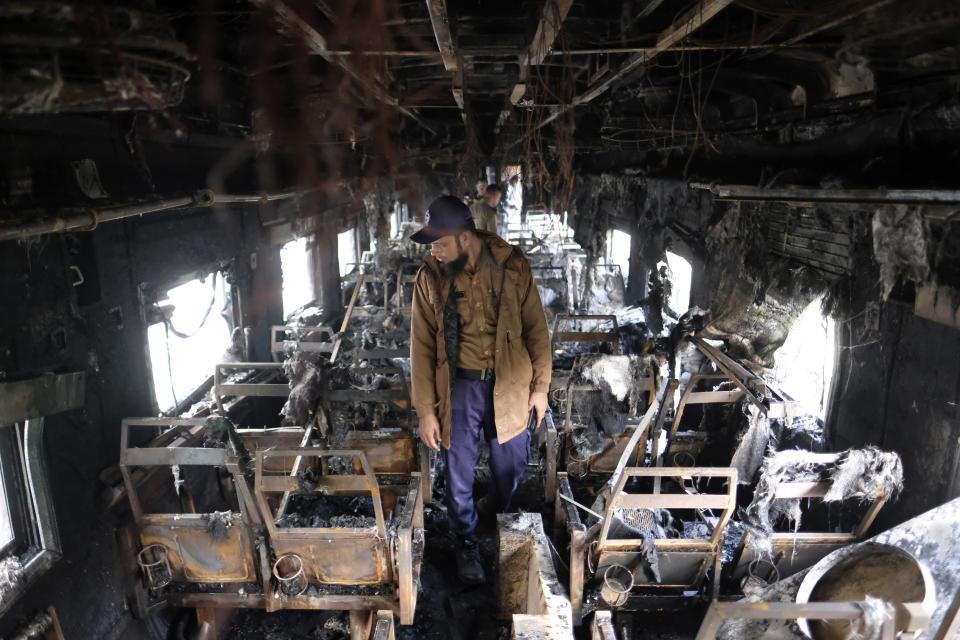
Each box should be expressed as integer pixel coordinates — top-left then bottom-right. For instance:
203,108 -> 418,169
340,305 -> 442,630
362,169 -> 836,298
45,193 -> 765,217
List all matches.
470,200 -> 499,234
410,232 -> 552,447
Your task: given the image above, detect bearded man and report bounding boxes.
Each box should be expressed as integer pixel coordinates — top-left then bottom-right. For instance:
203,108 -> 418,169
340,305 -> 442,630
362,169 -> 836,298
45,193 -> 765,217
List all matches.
408,195 -> 551,584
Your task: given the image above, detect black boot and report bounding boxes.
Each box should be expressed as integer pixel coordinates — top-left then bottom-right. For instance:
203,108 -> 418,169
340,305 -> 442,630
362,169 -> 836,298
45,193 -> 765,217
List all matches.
455,535 -> 486,585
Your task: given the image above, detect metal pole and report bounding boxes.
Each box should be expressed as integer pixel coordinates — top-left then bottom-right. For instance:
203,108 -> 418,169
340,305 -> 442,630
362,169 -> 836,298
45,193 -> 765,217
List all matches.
0,189 -> 308,242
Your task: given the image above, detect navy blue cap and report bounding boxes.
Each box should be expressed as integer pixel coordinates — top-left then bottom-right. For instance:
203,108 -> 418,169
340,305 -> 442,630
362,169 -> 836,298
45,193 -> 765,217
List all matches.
409,195 -> 476,244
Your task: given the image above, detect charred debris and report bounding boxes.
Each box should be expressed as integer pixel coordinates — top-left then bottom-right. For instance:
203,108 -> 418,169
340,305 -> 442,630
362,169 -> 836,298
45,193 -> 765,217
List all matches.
1,0 -> 960,639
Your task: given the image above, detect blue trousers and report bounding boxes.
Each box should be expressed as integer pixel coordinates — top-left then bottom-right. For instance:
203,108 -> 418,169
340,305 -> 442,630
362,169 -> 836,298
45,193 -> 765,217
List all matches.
442,377 -> 530,536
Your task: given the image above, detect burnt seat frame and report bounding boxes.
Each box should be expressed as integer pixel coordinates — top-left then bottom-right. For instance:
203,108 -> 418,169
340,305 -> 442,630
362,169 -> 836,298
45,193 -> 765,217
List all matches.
544,371 -> 658,501
254,448 -> 423,623
270,324 -> 336,362
728,451 -> 891,584
213,362 -> 289,412
594,466 -> 738,593
551,314 -> 621,353
553,399 -> 663,625
120,418 -> 262,585
664,337 -> 798,464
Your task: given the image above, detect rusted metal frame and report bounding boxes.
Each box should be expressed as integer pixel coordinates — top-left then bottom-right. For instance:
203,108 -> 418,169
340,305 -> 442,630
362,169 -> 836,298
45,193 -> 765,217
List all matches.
120,418 -> 219,524
331,273 -> 365,364
597,467 -> 737,583
591,610 -> 617,640
342,430 -> 419,475
214,362 -> 288,411
649,379 -> 680,491
604,399 -> 662,493
356,347 -> 410,360
270,325 -> 335,362
372,611 -> 395,640
396,271 -> 417,315
510,0 -> 576,105
556,474 -> 586,625
520,0 -> 735,139
0,371 -> 86,426
668,373 -> 732,442
690,337 -> 766,410
249,0 -> 436,135
417,440 -> 432,506
275,424 -> 316,520
544,425 -> 557,501
690,182 -> 960,206
166,591 -> 400,613
853,492 -> 888,538
396,475 -> 423,625
551,314 -> 620,351
323,366 -> 411,410
255,448 -> 388,539
694,600 -> 895,640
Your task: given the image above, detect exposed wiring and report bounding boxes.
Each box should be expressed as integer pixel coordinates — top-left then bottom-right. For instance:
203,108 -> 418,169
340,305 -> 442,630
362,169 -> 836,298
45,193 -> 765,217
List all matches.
163,321 -> 179,409
164,272 -> 220,339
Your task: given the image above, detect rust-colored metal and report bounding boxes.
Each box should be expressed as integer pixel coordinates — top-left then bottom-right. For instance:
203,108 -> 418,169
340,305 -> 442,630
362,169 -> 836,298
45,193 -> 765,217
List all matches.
551,314 -> 620,352
120,419 -> 262,584
121,419 -> 424,623
729,454 -> 892,582
595,467 -> 738,594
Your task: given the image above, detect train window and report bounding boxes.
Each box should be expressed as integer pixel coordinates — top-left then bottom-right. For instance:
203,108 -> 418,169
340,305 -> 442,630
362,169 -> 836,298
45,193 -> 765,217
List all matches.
281,237 -> 313,318
147,272 -> 231,412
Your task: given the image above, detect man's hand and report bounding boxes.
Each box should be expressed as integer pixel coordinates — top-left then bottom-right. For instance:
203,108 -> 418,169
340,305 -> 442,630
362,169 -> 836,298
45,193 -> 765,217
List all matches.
528,391 -> 548,427
418,413 -> 442,452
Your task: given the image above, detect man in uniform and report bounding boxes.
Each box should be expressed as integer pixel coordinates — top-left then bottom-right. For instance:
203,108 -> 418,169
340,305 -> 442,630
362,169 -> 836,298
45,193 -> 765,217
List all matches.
409,195 -> 551,584
469,183 -> 502,234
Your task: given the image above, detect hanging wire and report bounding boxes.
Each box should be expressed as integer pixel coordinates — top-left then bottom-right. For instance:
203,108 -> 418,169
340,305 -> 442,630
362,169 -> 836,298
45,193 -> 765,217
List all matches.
163,321 -> 179,409
164,272 -> 220,339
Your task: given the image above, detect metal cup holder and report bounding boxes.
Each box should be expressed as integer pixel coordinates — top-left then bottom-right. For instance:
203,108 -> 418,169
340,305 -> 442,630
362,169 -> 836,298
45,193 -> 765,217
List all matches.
273,553 -> 308,596
138,544 -> 172,589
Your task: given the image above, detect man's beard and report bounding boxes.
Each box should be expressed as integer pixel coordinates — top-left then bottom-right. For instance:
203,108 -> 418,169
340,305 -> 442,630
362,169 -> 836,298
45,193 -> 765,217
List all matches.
439,250 -> 468,279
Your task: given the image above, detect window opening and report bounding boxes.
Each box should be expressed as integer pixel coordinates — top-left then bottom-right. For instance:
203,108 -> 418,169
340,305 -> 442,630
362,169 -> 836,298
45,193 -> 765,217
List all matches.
662,251 -> 692,315
148,272 -> 231,412
607,229 -> 632,286
338,228 -> 357,278
280,237 -> 313,318
771,295 -> 837,420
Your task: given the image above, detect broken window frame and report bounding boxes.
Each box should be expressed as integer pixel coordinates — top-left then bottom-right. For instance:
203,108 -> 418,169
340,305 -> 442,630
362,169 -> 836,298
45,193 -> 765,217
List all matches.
144,267 -> 236,414
0,425 -> 30,557
0,372 -> 83,618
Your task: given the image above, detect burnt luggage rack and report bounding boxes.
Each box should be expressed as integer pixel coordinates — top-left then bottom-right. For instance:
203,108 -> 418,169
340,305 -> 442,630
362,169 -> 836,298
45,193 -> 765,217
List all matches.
728,451 -> 892,583
270,324 -> 336,362
663,336 -> 799,465
254,448 -> 423,623
119,418 -> 261,587
551,314 -> 621,353
213,362 -> 289,412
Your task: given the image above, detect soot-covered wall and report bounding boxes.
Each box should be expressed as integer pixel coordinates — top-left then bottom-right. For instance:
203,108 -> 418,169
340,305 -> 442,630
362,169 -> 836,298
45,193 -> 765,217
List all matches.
569,174 -> 960,529
0,187 -> 282,637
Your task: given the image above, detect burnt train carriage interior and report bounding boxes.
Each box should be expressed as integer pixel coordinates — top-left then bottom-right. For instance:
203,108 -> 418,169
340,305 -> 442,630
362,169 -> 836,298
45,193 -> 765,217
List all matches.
1,1 -> 960,639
